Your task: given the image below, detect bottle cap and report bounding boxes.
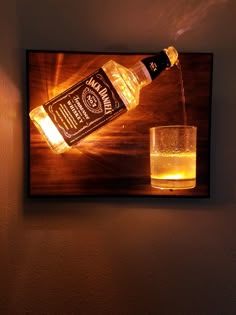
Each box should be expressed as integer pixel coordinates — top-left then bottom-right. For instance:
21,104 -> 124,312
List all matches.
164,46 -> 178,67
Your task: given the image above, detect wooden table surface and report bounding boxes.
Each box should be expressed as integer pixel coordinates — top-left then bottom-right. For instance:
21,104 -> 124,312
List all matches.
28,51 -> 212,197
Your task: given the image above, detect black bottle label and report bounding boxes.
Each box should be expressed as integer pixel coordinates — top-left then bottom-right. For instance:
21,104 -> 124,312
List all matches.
43,68 -> 127,146
141,51 -> 171,80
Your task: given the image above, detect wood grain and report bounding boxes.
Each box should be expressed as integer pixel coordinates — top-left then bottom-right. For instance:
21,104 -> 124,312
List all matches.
28,51 -> 212,197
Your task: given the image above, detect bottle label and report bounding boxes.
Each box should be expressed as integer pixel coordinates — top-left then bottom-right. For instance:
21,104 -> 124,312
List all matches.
43,68 -> 127,146
141,51 -> 171,80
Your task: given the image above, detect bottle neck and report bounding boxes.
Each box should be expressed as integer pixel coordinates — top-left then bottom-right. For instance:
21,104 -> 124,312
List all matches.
140,50 -> 173,81
130,47 -> 178,88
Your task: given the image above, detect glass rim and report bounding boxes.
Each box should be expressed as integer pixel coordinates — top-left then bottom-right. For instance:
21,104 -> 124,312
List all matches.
150,125 -> 197,132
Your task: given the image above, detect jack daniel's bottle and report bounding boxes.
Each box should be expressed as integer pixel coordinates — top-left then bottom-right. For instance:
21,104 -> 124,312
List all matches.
30,46 -> 178,153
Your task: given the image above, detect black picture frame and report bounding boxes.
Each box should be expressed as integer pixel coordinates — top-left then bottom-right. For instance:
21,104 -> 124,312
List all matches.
27,50 -> 212,197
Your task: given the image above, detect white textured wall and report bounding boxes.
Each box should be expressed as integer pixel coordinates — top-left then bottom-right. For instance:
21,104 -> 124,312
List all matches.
1,0 -> 236,314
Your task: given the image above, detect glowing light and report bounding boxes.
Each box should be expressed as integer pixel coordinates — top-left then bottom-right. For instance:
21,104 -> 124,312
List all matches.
36,115 -> 65,146
156,173 -> 186,180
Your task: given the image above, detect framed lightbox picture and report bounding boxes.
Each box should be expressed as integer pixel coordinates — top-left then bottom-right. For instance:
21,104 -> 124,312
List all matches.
27,50 -> 212,197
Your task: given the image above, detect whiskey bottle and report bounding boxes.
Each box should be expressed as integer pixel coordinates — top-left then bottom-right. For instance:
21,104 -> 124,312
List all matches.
29,46 -> 178,153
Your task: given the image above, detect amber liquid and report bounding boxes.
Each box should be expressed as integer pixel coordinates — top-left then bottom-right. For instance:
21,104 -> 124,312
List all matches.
176,61 -> 187,125
150,152 -> 196,189
150,62 -> 197,190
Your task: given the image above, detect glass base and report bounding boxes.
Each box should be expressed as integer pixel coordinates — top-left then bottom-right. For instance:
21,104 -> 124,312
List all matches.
151,178 -> 196,190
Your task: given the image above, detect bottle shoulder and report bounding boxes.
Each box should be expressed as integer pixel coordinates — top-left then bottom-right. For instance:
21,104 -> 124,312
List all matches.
102,60 -> 136,82
102,60 -> 141,110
